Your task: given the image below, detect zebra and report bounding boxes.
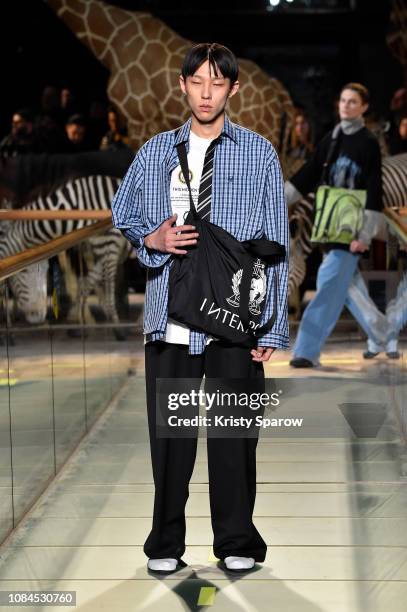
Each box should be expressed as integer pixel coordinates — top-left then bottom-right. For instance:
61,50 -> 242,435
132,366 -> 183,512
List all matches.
0,175 -> 132,338
4,261 -> 49,325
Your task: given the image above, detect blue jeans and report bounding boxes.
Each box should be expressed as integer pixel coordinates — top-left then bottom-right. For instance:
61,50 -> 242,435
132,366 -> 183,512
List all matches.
293,249 -> 359,363
345,270 -> 407,353
386,271 -> 407,352
345,269 -> 387,353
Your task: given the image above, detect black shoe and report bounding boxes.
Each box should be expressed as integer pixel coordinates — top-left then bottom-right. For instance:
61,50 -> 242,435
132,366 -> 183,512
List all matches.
289,357 -> 314,368
363,351 -> 380,359
386,351 -> 400,359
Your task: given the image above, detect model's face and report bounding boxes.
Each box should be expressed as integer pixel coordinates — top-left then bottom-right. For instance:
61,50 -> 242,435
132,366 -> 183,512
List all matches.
179,59 -> 239,124
338,89 -> 368,120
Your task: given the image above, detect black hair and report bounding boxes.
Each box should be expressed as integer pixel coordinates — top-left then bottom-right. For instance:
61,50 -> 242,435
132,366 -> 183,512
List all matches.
181,43 -> 239,84
107,104 -> 119,115
66,113 -> 86,126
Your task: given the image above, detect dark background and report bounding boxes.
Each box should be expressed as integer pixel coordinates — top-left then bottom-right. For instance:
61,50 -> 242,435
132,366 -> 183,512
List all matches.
0,0 -> 403,141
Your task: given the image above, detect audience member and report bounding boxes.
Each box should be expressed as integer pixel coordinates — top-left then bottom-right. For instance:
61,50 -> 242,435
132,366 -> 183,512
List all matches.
0,109 -> 38,157
287,110 -> 314,161
100,105 -> 130,151
64,113 -> 90,152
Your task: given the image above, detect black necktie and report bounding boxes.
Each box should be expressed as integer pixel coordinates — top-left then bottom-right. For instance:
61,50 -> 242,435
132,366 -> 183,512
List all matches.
196,136 -> 221,220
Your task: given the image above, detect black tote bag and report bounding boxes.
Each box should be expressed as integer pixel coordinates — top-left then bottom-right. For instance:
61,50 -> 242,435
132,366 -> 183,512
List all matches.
167,139 -> 286,348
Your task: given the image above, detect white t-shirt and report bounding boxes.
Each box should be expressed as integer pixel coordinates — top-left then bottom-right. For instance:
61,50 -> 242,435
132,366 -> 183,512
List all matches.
144,130 -> 218,346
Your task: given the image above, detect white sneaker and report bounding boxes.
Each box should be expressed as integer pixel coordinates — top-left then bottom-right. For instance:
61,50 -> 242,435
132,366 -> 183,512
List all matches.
147,558 -> 178,572
224,556 -> 255,570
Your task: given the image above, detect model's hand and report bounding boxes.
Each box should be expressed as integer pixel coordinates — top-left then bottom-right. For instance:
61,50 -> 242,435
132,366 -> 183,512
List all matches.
251,347 -> 275,362
350,239 -> 369,253
144,214 -> 199,255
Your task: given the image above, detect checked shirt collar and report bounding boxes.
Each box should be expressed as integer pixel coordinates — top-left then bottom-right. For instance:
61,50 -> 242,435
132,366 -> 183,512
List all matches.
173,112 -> 238,148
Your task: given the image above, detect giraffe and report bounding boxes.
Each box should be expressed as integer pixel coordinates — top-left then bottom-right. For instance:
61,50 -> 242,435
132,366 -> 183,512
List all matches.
46,0 -> 295,163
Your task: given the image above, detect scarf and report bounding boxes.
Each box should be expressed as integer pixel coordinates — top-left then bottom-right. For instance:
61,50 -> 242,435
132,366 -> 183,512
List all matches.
339,116 -> 365,135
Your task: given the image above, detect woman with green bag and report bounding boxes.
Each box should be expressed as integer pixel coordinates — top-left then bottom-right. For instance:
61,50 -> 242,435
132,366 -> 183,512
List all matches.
285,82 -> 383,368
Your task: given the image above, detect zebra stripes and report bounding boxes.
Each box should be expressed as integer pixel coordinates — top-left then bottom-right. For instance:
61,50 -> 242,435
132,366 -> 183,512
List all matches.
19,175 -> 119,243
382,153 -> 407,208
0,175 -> 130,329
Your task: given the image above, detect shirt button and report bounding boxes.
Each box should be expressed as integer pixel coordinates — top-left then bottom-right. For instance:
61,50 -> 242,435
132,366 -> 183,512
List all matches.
228,175 -> 233,181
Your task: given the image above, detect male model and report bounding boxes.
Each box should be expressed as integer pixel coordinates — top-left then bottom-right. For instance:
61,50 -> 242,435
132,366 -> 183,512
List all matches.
112,42 -> 289,573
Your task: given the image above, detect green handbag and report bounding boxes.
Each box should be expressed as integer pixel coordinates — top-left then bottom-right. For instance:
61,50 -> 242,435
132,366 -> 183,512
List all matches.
311,185 -> 367,244
311,125 -> 367,245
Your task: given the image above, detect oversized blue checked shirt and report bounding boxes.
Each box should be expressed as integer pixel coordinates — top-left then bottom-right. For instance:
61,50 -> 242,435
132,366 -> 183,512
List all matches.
111,113 -> 290,354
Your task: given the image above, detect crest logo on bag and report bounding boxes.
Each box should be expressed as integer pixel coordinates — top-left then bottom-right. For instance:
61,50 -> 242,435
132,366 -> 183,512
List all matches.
249,259 -> 267,315
226,258 -> 267,316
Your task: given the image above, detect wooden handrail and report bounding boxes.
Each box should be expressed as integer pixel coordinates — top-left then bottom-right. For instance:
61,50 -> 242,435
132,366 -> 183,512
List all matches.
0,218 -> 113,281
0,210 -> 112,220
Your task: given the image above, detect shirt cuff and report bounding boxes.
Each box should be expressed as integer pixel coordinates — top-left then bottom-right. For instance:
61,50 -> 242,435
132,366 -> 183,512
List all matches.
256,331 -> 290,350
121,228 -> 172,269
137,238 -> 172,268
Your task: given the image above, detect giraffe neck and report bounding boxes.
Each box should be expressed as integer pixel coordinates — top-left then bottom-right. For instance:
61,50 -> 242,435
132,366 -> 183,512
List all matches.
47,0 -> 181,72
46,0 -> 146,70
47,0 -> 97,39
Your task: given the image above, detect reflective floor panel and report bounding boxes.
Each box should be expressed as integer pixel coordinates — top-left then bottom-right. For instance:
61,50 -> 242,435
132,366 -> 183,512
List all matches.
0,340 -> 405,611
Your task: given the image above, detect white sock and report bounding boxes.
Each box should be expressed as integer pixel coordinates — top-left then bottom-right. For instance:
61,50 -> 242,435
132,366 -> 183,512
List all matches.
224,556 -> 255,570
147,558 -> 178,571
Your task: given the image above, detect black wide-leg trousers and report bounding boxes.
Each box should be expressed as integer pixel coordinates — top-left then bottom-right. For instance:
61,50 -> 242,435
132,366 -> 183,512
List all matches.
143,339 -> 267,562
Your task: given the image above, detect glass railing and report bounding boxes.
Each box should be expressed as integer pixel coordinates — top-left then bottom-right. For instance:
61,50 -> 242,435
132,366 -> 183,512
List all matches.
0,217 -> 144,544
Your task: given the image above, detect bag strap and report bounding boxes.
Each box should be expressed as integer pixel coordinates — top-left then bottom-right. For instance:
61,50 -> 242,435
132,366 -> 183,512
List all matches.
241,238 -> 286,262
175,140 -> 198,216
320,123 -> 342,186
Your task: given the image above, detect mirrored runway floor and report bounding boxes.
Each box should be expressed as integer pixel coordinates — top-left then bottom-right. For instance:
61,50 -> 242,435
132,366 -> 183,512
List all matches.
0,340 -> 406,611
